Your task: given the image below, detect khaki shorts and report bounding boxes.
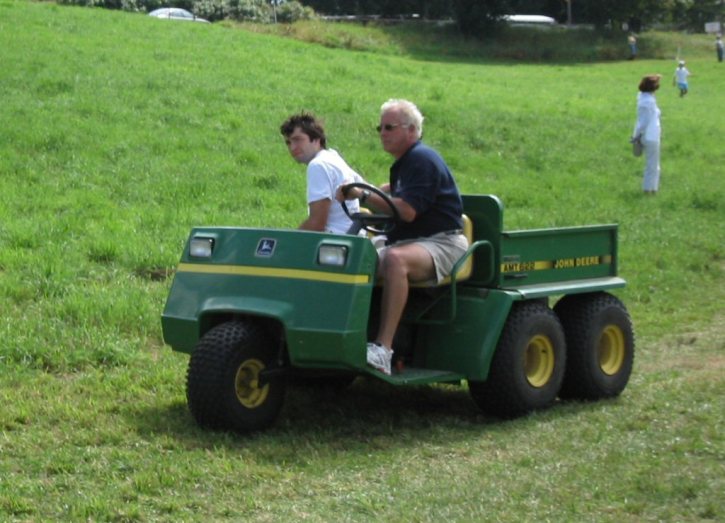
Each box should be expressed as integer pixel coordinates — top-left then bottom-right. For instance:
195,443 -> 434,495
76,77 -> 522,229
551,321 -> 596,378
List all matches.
378,231 -> 469,285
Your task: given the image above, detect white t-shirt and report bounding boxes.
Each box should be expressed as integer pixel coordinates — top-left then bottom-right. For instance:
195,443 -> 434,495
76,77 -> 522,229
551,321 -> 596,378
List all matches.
307,148 -> 363,234
674,66 -> 690,84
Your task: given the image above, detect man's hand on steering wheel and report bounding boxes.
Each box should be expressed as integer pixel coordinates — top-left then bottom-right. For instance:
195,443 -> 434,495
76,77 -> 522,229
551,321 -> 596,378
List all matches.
340,182 -> 400,235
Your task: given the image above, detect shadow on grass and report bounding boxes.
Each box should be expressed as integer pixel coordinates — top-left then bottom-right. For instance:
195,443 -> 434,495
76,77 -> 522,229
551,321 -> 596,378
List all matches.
264,20 -> 644,66
127,377 -> 610,453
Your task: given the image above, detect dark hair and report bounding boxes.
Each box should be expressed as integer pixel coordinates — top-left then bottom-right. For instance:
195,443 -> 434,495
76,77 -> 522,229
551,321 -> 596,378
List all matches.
638,74 -> 661,93
280,112 -> 327,148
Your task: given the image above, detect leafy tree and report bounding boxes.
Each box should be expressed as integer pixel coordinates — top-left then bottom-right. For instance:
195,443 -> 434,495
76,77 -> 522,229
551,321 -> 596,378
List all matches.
567,0 -> 680,30
276,0 -> 316,21
671,0 -> 725,31
301,0 -> 452,17
54,0 -> 725,32
193,0 -> 269,21
451,0 -> 510,37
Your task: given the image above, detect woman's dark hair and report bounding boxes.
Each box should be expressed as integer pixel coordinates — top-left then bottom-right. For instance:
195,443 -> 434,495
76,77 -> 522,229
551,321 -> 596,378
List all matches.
280,112 -> 327,148
639,74 -> 661,93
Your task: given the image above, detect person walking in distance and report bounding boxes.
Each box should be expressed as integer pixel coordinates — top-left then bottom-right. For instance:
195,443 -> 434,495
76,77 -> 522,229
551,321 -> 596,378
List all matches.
628,34 -> 638,60
631,75 -> 662,194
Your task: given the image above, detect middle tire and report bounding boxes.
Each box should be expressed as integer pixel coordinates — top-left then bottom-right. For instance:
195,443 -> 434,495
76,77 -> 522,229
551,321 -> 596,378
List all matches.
469,300 -> 566,418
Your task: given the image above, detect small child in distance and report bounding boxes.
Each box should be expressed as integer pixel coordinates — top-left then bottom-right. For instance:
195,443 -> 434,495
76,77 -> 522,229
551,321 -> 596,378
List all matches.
673,61 -> 691,98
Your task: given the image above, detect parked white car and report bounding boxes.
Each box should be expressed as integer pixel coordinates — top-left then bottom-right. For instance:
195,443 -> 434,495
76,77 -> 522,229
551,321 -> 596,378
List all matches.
148,8 -> 209,23
503,14 -> 556,27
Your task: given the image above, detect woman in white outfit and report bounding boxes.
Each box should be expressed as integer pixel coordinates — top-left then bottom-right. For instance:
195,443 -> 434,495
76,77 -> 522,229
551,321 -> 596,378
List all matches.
632,74 -> 662,194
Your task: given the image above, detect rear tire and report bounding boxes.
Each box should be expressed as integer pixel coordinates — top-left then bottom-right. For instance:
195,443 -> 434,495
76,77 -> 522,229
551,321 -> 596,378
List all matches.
554,293 -> 634,400
187,320 -> 285,433
469,301 -> 566,418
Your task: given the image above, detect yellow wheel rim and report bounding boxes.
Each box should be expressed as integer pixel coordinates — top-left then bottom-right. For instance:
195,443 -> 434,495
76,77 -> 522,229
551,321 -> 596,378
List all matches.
525,335 -> 555,388
235,358 -> 269,408
599,325 -> 626,375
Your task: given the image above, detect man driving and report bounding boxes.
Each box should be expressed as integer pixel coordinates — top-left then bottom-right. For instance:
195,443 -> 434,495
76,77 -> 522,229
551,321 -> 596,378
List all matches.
340,99 -> 468,374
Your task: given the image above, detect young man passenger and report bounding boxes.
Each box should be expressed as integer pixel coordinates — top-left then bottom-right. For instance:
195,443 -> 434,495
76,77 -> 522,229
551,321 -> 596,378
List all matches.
339,99 -> 468,375
280,112 -> 362,234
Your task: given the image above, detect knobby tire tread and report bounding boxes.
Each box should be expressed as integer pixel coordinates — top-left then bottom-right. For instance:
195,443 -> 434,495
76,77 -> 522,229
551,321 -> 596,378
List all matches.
469,301 -> 566,419
555,292 -> 635,400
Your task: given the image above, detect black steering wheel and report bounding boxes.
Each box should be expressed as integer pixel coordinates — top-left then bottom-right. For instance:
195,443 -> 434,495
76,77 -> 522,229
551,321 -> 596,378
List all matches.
341,182 -> 400,235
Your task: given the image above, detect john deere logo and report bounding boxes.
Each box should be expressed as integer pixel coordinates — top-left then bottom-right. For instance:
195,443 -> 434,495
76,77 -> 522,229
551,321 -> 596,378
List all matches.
256,238 -> 276,257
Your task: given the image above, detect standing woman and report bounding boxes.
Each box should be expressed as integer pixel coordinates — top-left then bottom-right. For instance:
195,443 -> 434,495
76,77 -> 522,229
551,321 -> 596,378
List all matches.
632,74 -> 662,194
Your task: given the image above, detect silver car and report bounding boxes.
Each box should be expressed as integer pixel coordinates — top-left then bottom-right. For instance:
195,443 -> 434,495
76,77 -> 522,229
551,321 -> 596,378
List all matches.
148,8 -> 209,23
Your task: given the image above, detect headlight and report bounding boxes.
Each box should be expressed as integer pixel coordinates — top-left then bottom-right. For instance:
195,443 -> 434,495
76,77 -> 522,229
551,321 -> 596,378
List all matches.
318,245 -> 348,267
189,237 -> 214,258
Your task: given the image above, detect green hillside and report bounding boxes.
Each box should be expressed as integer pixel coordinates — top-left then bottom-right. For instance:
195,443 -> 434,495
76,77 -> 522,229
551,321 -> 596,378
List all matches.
0,1 -> 722,521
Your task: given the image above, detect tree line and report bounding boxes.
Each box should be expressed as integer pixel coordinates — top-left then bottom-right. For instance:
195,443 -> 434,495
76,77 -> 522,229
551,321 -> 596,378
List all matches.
59,0 -> 724,35
305,0 -> 723,34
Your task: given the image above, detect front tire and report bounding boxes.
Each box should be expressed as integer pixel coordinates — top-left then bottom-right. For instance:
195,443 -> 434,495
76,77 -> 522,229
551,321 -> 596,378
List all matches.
554,293 -> 634,400
187,320 -> 285,433
469,301 -> 566,418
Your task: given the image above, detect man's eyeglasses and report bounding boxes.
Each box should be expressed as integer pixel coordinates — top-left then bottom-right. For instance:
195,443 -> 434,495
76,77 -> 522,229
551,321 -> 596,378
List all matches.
376,123 -> 405,133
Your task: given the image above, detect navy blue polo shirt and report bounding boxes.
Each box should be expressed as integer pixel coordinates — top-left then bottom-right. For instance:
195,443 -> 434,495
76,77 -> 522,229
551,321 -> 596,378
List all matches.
386,141 -> 463,244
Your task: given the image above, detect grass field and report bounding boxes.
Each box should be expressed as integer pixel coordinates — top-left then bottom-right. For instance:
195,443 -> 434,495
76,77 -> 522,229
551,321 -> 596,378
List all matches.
0,1 -> 723,521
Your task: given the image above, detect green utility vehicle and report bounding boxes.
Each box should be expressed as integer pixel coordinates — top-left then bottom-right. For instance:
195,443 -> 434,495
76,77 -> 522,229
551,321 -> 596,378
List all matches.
162,189 -> 634,433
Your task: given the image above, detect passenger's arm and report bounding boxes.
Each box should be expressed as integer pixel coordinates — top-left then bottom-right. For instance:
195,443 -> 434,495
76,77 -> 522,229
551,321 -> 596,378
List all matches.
298,199 -> 330,231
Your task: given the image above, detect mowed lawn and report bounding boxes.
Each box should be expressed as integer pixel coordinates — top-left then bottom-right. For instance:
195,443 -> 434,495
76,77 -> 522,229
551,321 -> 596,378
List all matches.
0,1 -> 723,521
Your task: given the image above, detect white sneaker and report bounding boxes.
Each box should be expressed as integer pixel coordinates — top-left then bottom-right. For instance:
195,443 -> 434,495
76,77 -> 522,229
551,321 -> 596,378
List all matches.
366,342 -> 393,375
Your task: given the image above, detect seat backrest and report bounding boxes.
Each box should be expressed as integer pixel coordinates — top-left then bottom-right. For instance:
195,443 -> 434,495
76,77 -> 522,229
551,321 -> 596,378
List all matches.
461,194 -> 503,285
434,214 -> 474,286
409,214 -> 474,288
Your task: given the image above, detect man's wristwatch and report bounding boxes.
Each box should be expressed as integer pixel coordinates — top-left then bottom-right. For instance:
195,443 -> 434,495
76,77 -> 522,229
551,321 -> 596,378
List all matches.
360,189 -> 370,204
